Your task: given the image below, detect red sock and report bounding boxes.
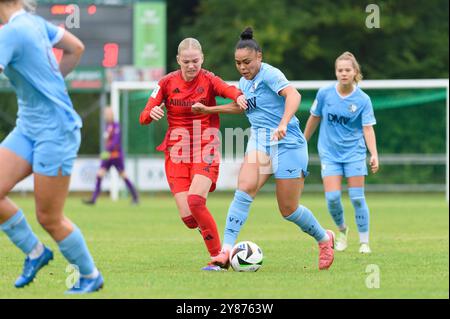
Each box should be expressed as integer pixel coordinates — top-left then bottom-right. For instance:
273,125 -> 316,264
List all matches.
181,215 -> 198,229
187,194 -> 221,257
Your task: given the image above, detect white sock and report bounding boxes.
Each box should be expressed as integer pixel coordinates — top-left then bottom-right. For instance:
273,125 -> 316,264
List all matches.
28,242 -> 44,260
82,267 -> 99,279
318,233 -> 330,243
359,232 -> 369,244
338,225 -> 348,232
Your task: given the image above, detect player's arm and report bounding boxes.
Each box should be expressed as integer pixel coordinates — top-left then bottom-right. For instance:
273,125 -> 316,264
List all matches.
53,30 -> 85,77
140,101 -> 165,125
192,102 -> 244,114
139,83 -> 165,125
303,115 -> 321,142
363,125 -> 379,174
209,74 -> 247,110
273,85 -> 301,141
106,131 -> 120,152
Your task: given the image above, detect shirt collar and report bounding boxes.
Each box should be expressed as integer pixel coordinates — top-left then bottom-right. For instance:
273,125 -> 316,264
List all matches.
8,9 -> 26,24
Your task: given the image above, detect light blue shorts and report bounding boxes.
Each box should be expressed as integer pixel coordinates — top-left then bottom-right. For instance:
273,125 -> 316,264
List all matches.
0,126 -> 81,176
246,134 -> 309,179
320,159 -> 368,178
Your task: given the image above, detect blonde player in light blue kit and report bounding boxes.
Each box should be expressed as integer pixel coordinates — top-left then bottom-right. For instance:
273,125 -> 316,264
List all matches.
0,0 -> 103,293
192,27 -> 335,271
304,52 -> 379,254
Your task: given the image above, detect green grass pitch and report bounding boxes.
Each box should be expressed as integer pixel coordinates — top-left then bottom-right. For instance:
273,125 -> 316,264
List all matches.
0,192 -> 448,299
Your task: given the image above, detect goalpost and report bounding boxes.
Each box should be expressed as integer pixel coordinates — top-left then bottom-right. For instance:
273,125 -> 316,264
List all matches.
110,79 -> 449,201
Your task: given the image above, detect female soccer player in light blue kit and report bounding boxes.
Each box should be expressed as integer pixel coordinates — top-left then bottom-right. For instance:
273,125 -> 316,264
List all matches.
192,27 -> 335,271
304,52 -> 379,254
0,0 -> 103,293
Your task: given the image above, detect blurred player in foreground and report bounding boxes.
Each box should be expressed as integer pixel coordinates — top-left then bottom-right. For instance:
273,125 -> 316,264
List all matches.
0,0 -> 103,293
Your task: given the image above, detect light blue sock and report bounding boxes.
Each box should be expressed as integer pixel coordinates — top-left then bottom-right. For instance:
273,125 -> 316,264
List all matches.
284,205 -> 327,242
58,225 -> 96,276
325,190 -> 345,228
223,190 -> 253,247
0,210 -> 39,255
348,187 -> 370,234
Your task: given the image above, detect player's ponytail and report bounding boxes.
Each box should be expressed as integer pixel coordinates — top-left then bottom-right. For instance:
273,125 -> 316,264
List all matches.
236,27 -> 262,53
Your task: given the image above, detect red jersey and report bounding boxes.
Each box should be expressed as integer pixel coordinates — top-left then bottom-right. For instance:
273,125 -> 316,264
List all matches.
140,69 -> 241,152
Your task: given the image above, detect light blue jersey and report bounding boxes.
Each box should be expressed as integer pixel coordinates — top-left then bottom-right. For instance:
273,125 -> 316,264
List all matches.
239,62 -> 304,148
0,10 -> 82,176
311,83 -> 376,163
0,10 -> 82,139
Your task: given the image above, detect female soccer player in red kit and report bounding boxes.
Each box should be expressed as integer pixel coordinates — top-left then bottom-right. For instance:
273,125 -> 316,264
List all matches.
139,38 -> 246,270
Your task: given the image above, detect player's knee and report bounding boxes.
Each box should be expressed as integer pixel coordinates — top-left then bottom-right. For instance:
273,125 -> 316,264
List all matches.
278,202 -> 298,217
0,185 -> 9,200
237,183 -> 258,198
187,194 -> 206,213
36,211 -> 61,232
348,188 -> 365,208
325,190 -> 341,203
325,191 -> 342,209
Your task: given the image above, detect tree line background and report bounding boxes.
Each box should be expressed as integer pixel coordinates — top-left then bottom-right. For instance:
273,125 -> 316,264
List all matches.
0,0 -> 448,186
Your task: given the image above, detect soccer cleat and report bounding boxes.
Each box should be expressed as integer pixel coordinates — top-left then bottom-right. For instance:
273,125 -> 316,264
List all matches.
335,227 -> 349,251
201,264 -> 227,271
209,250 -> 230,270
359,243 -> 372,254
82,199 -> 96,205
15,246 -> 54,288
318,230 -> 335,270
65,273 -> 104,294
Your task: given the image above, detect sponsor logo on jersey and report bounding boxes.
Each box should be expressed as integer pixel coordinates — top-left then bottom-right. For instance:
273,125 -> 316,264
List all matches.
328,113 -> 350,125
168,98 -> 208,107
246,97 -> 257,112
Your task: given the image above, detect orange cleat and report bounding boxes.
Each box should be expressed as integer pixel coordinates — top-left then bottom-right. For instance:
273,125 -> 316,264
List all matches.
318,230 -> 335,270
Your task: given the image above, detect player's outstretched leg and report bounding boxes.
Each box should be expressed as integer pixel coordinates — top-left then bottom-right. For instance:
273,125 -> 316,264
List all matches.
187,195 -> 224,270
1,210 -> 53,288
209,190 -> 254,270
284,205 -> 335,270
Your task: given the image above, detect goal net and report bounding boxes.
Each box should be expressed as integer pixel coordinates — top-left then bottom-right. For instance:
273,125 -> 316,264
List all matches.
110,79 -> 449,201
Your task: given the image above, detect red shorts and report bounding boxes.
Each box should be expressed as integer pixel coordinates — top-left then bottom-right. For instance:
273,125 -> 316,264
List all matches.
164,153 -> 220,194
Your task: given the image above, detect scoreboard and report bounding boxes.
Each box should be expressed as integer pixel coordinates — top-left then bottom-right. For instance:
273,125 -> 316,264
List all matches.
36,4 -> 133,68
1,1 -> 166,90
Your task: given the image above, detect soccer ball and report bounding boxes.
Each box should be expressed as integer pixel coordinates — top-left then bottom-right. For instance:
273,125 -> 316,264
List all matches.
230,241 -> 263,272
